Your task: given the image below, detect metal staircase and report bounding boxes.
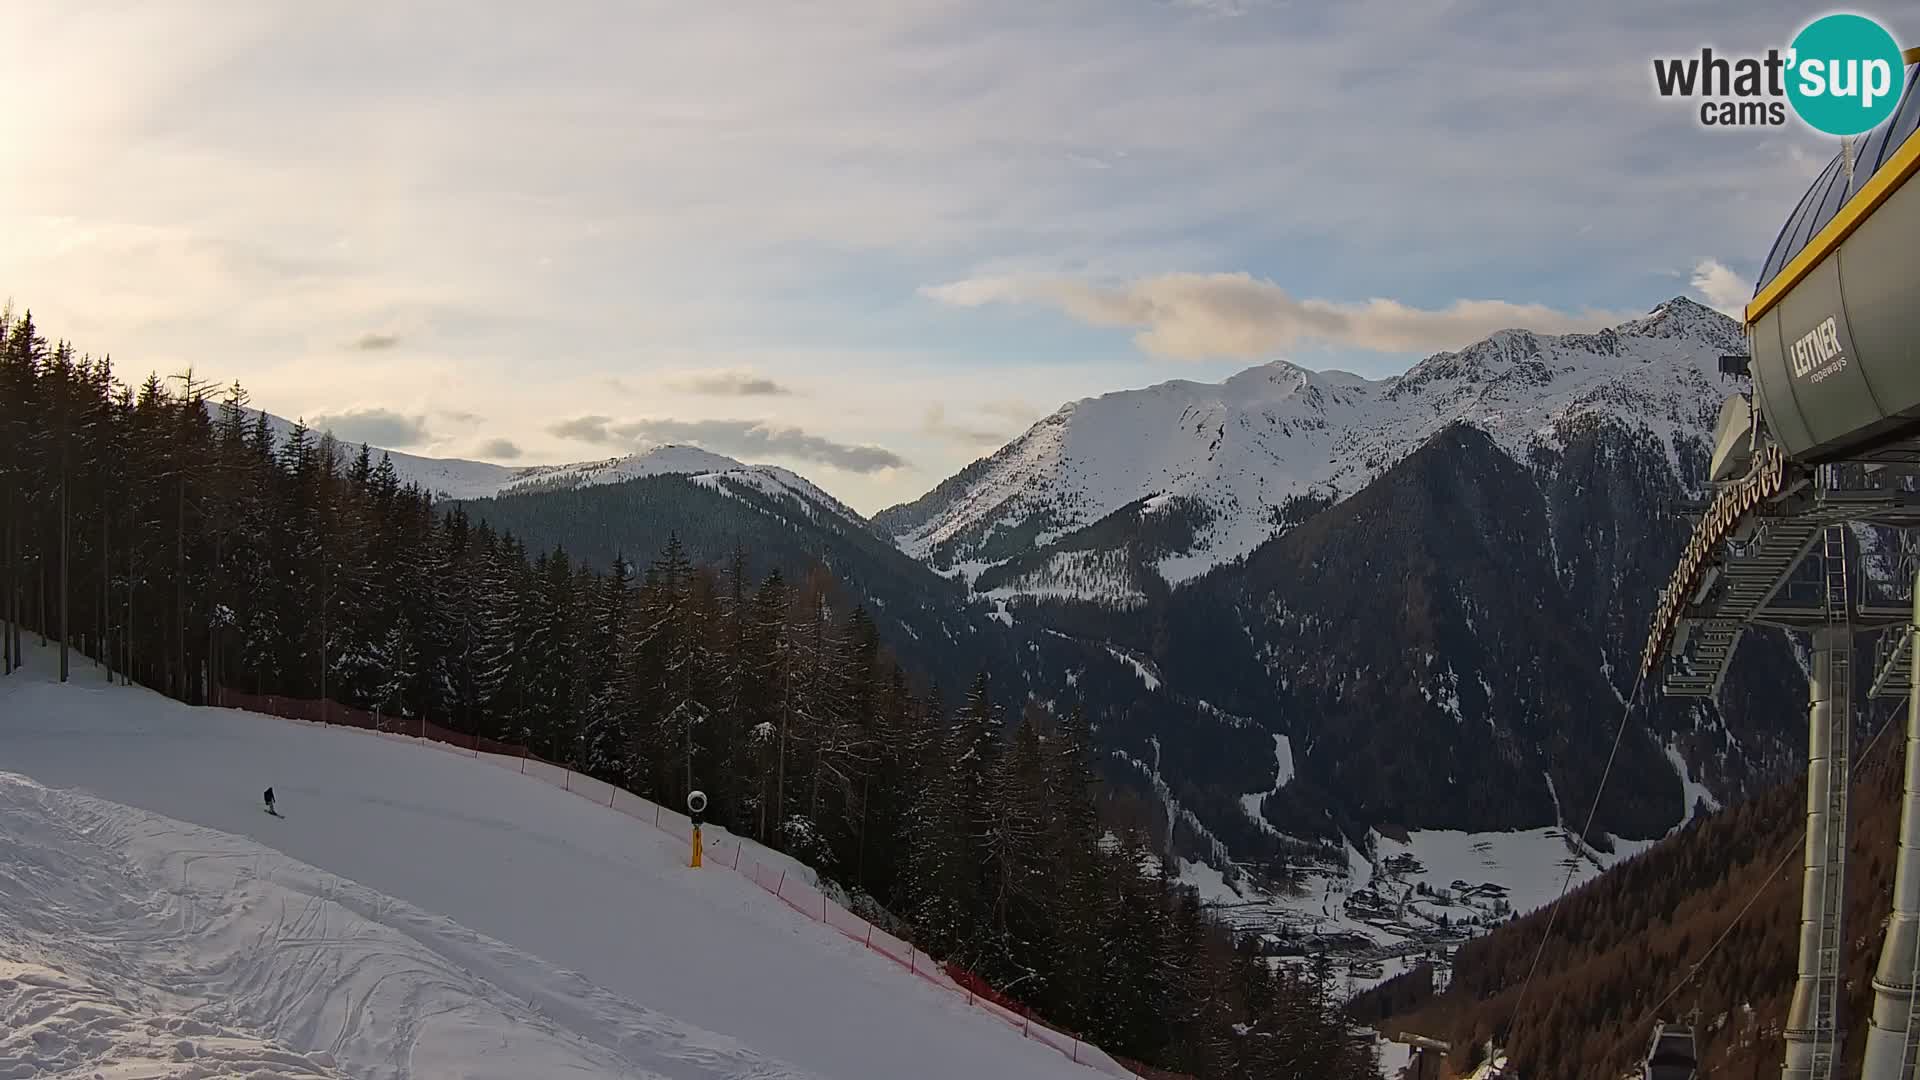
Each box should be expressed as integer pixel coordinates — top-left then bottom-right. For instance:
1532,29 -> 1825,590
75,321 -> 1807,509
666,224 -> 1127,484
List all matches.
1811,524 -> 1854,1080
1660,484 -> 1920,699
1873,627 -> 1915,700
1663,516 -> 1824,697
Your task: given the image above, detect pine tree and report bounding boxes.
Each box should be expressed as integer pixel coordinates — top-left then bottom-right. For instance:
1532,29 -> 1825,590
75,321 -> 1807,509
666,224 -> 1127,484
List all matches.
978,713 -> 1049,989
952,671 -> 1003,969
578,554 -> 634,777
904,690 -> 972,956
471,530 -> 523,736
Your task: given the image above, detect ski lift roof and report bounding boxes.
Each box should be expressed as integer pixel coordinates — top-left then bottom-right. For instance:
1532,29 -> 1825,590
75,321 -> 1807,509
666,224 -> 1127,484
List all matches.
1750,58 -> 1920,311
1742,52 -> 1920,463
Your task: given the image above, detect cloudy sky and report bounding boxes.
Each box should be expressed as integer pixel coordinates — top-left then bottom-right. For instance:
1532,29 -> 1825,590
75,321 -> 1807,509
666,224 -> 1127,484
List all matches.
1,1 -> 1869,512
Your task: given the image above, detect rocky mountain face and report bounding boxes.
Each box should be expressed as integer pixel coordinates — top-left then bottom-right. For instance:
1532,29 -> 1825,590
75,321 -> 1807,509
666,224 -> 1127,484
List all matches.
1153,421 -> 1804,847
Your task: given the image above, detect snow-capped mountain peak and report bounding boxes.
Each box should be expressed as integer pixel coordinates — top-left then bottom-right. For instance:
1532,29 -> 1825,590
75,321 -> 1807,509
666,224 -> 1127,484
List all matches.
1618,294 -> 1746,346
875,298 -> 1741,596
498,445 -> 868,526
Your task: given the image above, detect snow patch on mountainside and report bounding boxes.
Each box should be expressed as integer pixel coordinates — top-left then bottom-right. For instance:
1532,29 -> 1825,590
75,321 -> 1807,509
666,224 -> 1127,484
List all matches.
1105,646 -> 1163,690
882,298 -> 1740,596
983,549 -> 1149,608
1664,743 -> 1721,829
1238,735 -> 1294,838
1176,858 -> 1244,906
1374,827 -> 1661,919
1115,741 -> 1228,868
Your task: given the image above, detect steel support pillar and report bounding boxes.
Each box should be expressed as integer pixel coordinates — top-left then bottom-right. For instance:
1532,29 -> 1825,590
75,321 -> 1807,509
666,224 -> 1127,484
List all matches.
1784,622 -> 1852,1080
1864,567 -> 1920,1080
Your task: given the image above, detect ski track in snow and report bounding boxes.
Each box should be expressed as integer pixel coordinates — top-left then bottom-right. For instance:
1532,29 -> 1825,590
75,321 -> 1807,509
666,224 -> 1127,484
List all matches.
0,772 -> 789,1080
0,648 -> 1102,1080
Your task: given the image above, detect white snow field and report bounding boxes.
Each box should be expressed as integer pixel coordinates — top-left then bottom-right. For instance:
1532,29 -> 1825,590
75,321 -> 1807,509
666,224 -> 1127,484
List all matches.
0,648 -> 1107,1080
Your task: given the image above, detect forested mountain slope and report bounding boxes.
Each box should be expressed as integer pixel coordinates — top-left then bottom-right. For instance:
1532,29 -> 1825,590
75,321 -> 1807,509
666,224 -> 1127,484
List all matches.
443,470 -> 986,691
1151,421 -> 1806,844
1358,701 -> 1910,1079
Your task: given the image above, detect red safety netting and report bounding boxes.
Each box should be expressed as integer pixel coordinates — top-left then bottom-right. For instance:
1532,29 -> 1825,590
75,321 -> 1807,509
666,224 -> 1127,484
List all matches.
945,964 -> 1037,1019
210,685 -> 1169,1079
866,924 -> 916,970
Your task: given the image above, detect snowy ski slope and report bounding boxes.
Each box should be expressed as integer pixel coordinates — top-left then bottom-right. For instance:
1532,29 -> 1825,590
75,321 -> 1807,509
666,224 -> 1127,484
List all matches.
0,648 -> 1101,1080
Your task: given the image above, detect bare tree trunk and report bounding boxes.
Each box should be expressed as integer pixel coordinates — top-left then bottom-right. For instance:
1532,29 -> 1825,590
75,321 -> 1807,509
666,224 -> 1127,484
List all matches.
321,557 -> 329,722
14,510 -> 23,668
58,461 -> 68,682
176,475 -> 185,701
857,774 -> 870,891
101,505 -> 111,682
809,745 -> 823,820
775,649 -> 791,844
207,534 -> 220,699
2,497 -> 13,675
58,412 -> 69,682
2,502 -> 13,675
126,526 -> 135,687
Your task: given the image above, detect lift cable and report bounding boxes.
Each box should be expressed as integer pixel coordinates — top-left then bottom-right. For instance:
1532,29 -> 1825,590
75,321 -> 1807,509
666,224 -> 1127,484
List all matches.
1589,698 -> 1906,1072
1509,666 -> 1647,1031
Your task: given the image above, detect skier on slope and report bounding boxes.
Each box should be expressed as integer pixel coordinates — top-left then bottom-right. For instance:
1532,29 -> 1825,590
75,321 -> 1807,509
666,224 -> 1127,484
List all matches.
264,787 -> 277,815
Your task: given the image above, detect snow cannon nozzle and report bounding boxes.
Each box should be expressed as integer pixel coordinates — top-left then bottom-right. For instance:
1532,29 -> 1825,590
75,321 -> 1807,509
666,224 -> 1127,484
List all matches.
687,789 -> 707,824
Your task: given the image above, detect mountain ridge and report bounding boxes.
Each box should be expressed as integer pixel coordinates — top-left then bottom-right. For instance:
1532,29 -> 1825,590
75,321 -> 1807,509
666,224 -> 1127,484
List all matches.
220,404 -> 869,530
875,296 -> 1742,596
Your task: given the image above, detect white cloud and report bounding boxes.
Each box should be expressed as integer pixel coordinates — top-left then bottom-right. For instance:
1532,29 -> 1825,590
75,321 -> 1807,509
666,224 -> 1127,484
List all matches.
1689,258 -> 1754,319
922,404 -> 1016,449
309,408 -> 432,448
0,0 -> 1836,514
548,415 -> 908,474
474,437 -> 523,460
665,369 -> 794,396
925,274 -> 1633,359
351,332 -> 402,351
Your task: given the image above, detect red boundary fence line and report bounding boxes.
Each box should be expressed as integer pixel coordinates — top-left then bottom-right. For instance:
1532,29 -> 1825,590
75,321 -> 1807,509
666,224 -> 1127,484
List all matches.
212,687 -> 1169,1079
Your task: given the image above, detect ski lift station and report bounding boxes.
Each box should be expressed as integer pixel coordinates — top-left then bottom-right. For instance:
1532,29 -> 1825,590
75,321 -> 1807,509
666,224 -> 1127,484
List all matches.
1639,47 -> 1920,1080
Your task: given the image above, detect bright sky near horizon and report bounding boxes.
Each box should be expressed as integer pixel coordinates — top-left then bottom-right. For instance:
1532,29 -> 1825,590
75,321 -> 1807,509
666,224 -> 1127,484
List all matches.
0,1 -> 1875,512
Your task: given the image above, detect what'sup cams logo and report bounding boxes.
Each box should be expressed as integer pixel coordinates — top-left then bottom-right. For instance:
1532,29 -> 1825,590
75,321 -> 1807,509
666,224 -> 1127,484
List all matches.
1653,12 -> 1907,135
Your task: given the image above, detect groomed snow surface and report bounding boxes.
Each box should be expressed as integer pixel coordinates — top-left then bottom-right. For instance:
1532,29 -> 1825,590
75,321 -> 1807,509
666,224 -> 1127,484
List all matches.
0,647 -> 1103,1080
